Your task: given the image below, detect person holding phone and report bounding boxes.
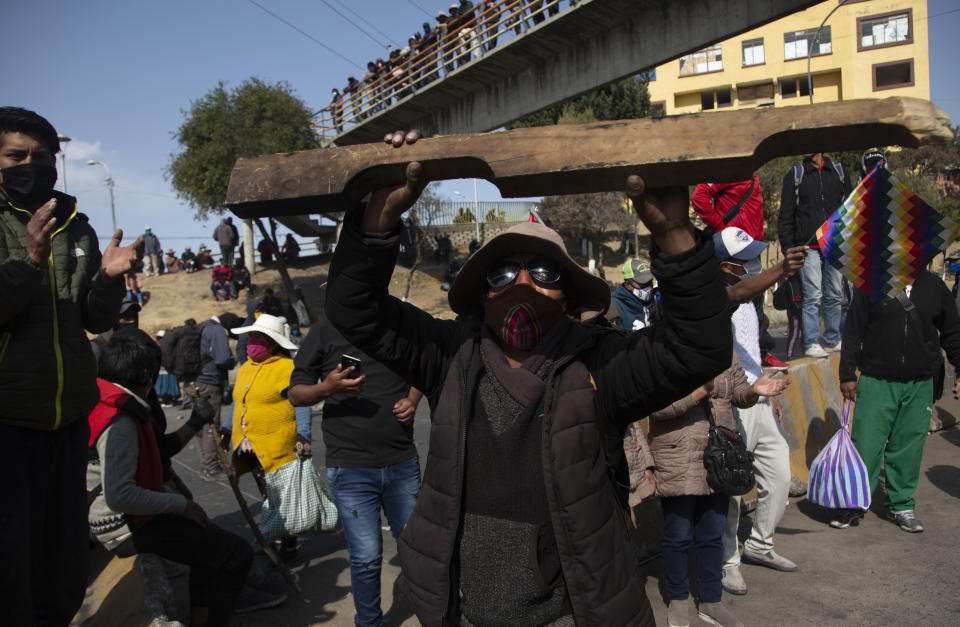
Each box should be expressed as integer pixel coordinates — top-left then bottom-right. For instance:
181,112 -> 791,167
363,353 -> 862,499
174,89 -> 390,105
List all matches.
287,317 -> 422,627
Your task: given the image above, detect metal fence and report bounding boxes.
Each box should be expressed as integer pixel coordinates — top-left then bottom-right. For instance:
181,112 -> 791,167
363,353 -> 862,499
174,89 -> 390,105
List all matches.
415,200 -> 538,226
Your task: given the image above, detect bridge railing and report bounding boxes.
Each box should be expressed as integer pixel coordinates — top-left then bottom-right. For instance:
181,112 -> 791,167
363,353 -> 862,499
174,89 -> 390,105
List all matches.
313,0 -> 578,140
414,199 -> 539,226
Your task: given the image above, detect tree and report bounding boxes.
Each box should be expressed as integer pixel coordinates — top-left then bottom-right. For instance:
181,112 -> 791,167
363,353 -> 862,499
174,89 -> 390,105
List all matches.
506,74 -> 650,129
167,78 -> 320,221
403,183 -> 444,301
539,191 -> 636,278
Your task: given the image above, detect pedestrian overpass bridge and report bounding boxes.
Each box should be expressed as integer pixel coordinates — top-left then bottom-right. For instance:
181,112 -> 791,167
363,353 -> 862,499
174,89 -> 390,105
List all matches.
315,0 -> 820,146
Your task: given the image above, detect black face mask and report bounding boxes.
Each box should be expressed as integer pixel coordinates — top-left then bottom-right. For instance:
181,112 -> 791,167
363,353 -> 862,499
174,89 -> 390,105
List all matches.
0,163 -> 58,210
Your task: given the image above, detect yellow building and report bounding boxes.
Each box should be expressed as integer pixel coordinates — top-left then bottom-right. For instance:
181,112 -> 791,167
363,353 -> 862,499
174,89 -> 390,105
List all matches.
648,0 -> 930,115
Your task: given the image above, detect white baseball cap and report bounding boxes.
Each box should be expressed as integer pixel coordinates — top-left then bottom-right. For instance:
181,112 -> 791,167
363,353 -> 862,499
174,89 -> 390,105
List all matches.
713,227 -> 768,262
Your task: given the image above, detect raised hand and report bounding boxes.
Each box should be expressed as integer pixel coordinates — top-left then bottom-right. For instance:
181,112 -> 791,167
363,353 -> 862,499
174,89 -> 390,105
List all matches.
625,175 -> 695,255
362,130 -> 426,233
780,246 -> 807,278
26,198 -> 58,264
101,230 -> 144,280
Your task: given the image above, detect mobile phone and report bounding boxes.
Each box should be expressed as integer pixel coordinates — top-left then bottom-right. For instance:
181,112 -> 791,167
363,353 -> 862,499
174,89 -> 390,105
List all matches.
340,354 -> 362,373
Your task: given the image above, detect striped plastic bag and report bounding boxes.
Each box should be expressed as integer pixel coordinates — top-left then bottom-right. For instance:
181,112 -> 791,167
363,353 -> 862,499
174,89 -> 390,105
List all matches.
260,456 -> 339,542
807,400 -> 872,510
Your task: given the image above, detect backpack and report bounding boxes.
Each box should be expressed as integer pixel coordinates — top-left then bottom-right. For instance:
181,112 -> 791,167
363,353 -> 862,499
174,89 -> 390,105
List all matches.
159,323 -> 204,378
792,160 -> 844,207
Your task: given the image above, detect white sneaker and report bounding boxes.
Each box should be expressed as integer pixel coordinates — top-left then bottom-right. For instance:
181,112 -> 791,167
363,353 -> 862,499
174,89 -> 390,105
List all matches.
805,344 -> 828,358
825,341 -> 842,353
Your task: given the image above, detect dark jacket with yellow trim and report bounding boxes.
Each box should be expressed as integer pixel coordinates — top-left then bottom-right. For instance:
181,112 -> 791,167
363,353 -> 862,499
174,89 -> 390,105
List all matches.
0,190 -> 125,431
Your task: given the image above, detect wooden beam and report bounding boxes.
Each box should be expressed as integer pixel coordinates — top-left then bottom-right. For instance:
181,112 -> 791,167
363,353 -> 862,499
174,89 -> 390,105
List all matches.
225,97 -> 951,219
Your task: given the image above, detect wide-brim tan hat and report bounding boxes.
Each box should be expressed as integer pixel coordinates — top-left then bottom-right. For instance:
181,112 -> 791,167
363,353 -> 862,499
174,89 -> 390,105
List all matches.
448,222 -> 610,316
230,313 -> 297,350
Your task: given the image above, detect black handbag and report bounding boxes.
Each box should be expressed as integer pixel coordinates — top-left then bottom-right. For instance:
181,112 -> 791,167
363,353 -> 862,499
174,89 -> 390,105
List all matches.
701,400 -> 756,496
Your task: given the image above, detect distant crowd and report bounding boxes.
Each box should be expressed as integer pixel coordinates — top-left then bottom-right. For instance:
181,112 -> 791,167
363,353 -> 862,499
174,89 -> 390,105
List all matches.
323,0 -> 579,131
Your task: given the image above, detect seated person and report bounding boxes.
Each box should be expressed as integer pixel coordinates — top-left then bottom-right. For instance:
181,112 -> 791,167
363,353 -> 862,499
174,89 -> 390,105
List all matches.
165,249 -> 184,273
232,261 -> 252,294
260,288 -> 284,316
86,328 -> 280,625
182,247 -> 199,273
281,235 -> 300,263
211,262 -> 237,301
257,239 -> 274,264
196,245 -> 215,268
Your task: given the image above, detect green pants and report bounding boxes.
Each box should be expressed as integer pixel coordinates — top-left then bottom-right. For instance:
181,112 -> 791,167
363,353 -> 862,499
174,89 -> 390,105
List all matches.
851,375 -> 933,513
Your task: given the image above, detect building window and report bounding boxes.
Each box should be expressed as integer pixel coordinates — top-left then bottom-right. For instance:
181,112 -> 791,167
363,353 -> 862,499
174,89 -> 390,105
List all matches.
779,76 -> 811,99
742,38 -> 765,66
872,59 -> 914,91
700,88 -> 732,111
858,9 -> 913,51
784,26 -> 831,61
679,45 -> 723,77
738,82 -> 775,104
650,101 -> 666,116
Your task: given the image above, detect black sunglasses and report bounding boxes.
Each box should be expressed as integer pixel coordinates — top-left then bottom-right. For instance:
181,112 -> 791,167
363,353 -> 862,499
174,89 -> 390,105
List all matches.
486,256 -> 563,288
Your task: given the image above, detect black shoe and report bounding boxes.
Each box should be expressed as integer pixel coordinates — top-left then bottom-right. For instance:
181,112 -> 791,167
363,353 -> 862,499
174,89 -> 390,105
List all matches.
829,509 -> 864,529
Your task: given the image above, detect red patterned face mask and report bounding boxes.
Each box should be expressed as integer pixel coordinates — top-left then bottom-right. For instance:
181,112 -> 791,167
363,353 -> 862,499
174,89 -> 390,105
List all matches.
484,285 -> 565,351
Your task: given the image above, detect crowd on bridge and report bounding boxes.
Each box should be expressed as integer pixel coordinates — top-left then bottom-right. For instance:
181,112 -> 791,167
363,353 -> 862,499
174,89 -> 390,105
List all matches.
5,106 -> 960,627
322,0 -> 580,134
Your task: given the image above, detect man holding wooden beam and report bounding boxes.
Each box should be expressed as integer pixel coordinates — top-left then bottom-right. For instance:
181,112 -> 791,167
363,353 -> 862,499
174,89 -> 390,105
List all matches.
322,129 -> 733,626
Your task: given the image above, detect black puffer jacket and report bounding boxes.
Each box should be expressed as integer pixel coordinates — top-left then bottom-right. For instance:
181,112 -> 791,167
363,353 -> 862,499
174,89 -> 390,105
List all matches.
0,191 -> 124,430
777,156 -> 851,251
325,220 -> 732,626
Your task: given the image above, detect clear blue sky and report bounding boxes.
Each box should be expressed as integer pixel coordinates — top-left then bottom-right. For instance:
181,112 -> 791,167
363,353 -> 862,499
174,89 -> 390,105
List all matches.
11,0 -> 960,249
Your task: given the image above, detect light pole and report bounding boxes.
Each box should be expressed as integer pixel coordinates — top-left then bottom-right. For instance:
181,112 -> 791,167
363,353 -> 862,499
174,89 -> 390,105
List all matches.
453,183 -> 481,244
87,160 -> 116,233
57,135 -> 71,193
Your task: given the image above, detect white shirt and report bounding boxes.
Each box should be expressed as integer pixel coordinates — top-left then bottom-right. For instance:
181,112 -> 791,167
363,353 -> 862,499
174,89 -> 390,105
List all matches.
731,301 -> 762,385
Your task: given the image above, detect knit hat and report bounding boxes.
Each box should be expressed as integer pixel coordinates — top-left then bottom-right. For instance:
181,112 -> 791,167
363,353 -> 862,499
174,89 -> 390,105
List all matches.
621,259 -> 653,283
447,222 -> 609,315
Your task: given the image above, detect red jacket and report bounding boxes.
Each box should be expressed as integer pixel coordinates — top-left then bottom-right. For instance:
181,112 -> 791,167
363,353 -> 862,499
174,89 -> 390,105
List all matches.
691,174 -> 764,241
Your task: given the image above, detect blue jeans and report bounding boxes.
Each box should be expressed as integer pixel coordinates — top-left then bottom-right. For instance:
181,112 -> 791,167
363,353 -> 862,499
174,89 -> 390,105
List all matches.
661,493 -> 728,604
327,456 -> 421,627
801,248 -> 843,348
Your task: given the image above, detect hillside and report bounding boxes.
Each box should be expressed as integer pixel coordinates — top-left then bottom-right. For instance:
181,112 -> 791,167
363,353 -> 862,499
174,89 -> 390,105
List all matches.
135,241 -> 802,336
137,254 -> 463,336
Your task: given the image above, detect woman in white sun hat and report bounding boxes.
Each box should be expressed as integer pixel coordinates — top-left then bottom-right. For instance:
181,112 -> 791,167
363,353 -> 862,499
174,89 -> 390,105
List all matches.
229,313 -> 305,557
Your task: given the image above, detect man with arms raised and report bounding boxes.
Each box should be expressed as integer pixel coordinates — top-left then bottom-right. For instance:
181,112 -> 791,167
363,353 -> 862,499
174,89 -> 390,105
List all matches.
323,130 -> 732,626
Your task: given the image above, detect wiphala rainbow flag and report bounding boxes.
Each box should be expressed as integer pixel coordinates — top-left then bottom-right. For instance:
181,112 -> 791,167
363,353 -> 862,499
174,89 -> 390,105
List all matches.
815,166 -> 957,301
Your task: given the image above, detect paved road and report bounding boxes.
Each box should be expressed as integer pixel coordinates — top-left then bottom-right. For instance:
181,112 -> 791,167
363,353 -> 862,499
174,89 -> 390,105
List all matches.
89,352 -> 960,626
171,393 -> 960,626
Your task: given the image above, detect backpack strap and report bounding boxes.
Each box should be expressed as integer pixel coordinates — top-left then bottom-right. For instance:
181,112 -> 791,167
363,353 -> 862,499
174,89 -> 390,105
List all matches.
831,161 -> 844,183
792,164 -> 804,208
720,177 -> 755,225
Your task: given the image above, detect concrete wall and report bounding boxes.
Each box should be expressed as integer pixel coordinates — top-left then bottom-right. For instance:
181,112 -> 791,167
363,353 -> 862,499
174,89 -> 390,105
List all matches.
337,0 -> 821,145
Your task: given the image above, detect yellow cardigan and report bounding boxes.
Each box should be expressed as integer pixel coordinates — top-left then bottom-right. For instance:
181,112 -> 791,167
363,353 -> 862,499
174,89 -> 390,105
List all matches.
231,355 -> 297,473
